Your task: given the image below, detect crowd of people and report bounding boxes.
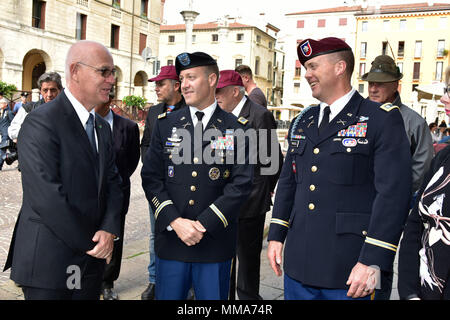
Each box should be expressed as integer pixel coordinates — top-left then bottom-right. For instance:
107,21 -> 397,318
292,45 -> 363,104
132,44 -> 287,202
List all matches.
0,37 -> 450,301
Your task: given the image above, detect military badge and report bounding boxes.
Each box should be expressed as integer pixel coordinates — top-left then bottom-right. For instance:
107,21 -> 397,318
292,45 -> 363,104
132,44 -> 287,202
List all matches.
342,138 -> 357,147
358,138 -> 369,144
168,166 -> 174,177
209,167 -> 220,180
223,169 -> 230,179
158,112 -> 167,119
300,40 -> 312,57
237,117 -> 248,125
338,123 -> 367,137
168,127 -> 182,143
177,52 -> 190,66
380,103 -> 400,112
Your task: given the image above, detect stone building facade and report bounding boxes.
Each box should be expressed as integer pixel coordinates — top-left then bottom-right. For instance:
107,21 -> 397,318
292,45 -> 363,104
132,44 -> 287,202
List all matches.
0,0 -> 164,102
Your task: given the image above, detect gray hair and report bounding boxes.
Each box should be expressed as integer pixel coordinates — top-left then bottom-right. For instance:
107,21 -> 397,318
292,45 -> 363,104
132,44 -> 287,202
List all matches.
0,97 -> 8,105
37,72 -> 63,90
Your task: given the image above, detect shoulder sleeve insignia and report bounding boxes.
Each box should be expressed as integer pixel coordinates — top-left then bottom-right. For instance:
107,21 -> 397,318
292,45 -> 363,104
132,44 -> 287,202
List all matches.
380,103 -> 400,112
158,112 -> 167,119
237,117 -> 248,125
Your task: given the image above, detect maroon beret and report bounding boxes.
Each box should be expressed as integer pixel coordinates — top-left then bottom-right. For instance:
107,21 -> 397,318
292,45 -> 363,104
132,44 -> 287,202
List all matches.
148,65 -> 179,82
297,37 -> 351,66
216,70 -> 244,89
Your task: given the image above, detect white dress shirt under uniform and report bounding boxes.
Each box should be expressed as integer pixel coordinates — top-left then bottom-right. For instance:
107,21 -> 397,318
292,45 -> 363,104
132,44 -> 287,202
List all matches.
318,88 -> 356,126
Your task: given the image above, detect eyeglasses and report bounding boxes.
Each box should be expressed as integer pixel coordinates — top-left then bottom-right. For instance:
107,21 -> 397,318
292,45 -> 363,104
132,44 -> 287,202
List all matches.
77,62 -> 116,78
445,85 -> 450,98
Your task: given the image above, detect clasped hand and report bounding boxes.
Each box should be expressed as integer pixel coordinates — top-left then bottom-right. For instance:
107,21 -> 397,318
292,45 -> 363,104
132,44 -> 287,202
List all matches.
170,217 -> 206,246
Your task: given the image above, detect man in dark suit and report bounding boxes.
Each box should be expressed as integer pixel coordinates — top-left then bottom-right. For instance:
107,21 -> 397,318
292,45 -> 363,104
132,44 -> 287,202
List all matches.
215,70 -> 282,300
95,92 -> 140,300
3,40 -> 123,300
140,65 -> 187,300
267,37 -> 411,300
141,52 -> 253,300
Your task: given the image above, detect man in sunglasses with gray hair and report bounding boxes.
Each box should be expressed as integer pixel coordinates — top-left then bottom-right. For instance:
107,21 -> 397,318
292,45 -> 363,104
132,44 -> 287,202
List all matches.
4,40 -> 123,300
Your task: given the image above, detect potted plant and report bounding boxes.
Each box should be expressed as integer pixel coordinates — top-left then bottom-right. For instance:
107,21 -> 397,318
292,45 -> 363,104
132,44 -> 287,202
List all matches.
0,81 -> 17,102
122,95 -> 147,119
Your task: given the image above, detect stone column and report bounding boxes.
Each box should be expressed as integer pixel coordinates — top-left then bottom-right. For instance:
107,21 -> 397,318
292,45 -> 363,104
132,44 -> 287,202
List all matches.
180,10 -> 199,52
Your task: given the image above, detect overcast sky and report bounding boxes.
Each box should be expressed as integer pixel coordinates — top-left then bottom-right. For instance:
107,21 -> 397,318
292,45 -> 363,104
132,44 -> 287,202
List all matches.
162,0 -> 428,27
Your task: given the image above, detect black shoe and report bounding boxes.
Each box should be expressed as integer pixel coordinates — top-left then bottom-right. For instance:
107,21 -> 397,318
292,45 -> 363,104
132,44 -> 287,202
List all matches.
102,288 -> 119,300
5,152 -> 18,165
141,283 -> 155,300
186,287 -> 195,300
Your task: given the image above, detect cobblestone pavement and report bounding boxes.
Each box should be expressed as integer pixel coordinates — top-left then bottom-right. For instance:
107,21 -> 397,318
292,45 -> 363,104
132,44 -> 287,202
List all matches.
0,160 -> 150,287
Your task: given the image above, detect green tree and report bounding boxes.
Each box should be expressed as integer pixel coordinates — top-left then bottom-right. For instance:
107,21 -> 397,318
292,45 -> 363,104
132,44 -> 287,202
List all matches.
0,81 -> 17,101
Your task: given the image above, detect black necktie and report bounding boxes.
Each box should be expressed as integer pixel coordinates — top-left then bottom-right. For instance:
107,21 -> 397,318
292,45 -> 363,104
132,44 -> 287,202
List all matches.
319,106 -> 331,134
86,113 -> 97,154
195,111 -> 205,131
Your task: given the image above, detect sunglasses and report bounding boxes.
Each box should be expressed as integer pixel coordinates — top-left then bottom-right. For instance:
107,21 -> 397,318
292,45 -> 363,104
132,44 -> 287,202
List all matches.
77,62 -> 116,78
445,85 -> 450,97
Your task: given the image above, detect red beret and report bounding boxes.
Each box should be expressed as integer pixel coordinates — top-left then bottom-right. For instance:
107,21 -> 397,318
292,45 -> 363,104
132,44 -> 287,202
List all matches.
148,65 -> 179,82
216,70 -> 244,89
297,37 -> 351,66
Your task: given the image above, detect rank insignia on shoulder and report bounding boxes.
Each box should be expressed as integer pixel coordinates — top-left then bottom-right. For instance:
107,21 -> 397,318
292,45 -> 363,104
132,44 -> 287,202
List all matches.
380,103 -> 400,112
158,112 -> 167,119
237,117 -> 248,125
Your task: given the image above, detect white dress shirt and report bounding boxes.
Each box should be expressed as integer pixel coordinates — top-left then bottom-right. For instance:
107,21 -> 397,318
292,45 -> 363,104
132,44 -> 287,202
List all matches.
231,96 -> 247,118
189,100 -> 217,128
318,88 -> 356,125
65,88 -> 98,150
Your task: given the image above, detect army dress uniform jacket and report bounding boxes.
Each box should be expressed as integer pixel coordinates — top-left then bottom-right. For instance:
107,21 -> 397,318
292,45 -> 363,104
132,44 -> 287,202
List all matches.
268,91 -> 412,289
141,105 -> 253,263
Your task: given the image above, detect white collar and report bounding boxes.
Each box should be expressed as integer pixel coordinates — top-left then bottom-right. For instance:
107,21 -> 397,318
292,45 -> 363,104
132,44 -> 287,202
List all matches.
189,100 -> 217,127
231,95 -> 247,118
319,88 -> 356,123
64,88 -> 96,129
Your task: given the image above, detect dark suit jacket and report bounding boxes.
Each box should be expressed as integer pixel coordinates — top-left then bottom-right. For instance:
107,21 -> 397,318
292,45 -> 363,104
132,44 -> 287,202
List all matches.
237,97 -> 283,218
141,106 -> 253,262
111,112 -> 140,213
140,97 -> 187,161
4,91 -> 123,290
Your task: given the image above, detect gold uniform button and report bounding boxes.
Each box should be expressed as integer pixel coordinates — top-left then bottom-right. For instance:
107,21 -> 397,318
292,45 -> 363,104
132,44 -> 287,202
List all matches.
309,185 -> 316,191
192,171 -> 198,177
308,203 -> 315,210
190,186 -> 196,192
346,148 -> 352,153
313,148 -> 320,154
189,200 -> 195,206
362,230 -> 367,236
193,157 -> 199,164
311,166 -> 318,173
